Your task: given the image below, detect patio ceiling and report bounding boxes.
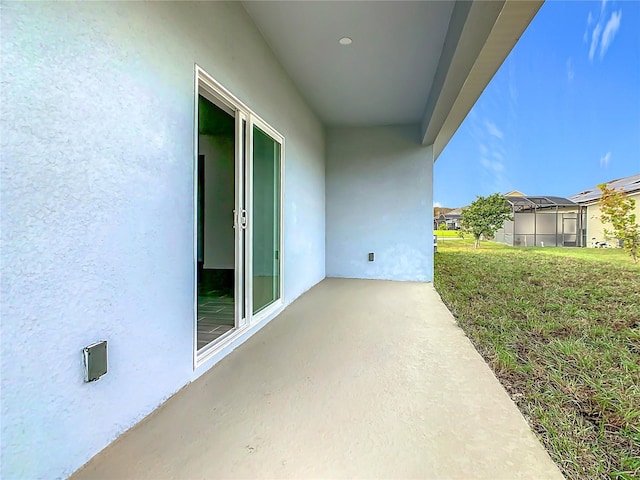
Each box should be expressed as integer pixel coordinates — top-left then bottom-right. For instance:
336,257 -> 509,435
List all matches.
242,0 -> 543,158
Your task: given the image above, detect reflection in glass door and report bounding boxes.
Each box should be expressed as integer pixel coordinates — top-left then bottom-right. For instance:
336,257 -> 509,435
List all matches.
251,124 -> 281,314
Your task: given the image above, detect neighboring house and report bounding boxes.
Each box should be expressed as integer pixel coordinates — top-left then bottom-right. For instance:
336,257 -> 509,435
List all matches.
569,173 -> 640,247
0,2 -> 542,478
494,195 -> 585,247
436,208 -> 463,230
434,206 -> 454,218
504,189 -> 527,197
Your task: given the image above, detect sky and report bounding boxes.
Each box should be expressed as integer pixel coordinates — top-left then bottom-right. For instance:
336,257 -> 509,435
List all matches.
434,0 -> 640,209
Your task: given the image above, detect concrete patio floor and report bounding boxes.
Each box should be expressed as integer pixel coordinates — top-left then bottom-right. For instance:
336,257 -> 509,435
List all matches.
72,278 -> 563,479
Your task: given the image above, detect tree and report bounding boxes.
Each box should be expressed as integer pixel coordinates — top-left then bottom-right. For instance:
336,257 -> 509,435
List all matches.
598,183 -> 639,263
460,193 -> 512,249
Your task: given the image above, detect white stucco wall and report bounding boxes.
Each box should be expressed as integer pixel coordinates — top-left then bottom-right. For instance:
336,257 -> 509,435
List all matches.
326,126 -> 434,282
0,2 -> 325,478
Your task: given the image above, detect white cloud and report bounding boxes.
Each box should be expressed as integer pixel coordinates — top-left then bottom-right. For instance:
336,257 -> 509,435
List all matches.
600,10 -> 622,59
586,4 -> 622,62
481,158 -> 504,173
584,12 -> 593,45
484,120 -> 504,139
480,156 -> 510,194
600,151 -> 611,167
434,201 -> 443,208
479,143 -> 488,155
566,58 -> 575,82
493,151 -> 504,161
589,22 -> 602,61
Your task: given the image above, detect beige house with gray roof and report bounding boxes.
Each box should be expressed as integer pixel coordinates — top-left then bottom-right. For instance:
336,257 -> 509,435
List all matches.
569,174 -> 640,247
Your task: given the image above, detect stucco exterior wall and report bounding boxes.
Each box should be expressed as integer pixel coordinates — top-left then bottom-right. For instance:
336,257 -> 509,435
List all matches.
585,191 -> 640,246
0,2 -> 325,478
326,126 -> 434,281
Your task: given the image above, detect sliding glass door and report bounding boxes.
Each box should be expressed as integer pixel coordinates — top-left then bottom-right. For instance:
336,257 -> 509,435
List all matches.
251,124 -> 281,314
195,66 -> 283,365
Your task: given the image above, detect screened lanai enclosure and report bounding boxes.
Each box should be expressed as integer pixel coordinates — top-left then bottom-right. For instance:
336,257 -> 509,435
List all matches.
494,196 -> 586,247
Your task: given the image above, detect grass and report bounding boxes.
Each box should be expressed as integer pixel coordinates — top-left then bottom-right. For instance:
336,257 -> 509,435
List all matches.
434,239 -> 640,480
526,245 -> 637,268
435,229 -> 462,238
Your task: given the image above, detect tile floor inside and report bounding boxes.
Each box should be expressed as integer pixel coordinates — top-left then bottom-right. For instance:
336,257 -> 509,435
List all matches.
197,289 -> 234,350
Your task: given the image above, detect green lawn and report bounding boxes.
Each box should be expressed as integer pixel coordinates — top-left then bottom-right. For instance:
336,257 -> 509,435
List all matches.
434,239 -> 640,480
434,229 -> 462,238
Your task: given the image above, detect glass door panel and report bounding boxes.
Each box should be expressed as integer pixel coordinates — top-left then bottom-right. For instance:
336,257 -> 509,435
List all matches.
252,125 -> 281,314
196,93 -> 237,352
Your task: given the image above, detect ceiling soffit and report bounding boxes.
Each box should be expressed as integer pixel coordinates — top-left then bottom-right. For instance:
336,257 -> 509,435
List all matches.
243,1 -> 454,126
243,1 -> 543,160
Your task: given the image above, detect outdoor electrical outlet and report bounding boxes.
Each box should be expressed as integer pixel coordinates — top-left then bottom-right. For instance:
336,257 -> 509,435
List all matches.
368,252 -> 375,262
83,341 -> 108,382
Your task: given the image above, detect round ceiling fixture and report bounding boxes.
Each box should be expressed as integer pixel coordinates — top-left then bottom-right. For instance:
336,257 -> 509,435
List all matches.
339,37 -> 353,46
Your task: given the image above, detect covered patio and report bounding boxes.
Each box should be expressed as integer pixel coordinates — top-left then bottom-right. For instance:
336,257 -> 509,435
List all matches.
72,279 -> 562,479
2,2 -> 550,477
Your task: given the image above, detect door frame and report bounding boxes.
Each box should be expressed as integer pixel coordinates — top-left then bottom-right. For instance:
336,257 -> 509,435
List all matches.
193,65 -> 285,369
561,214 -> 578,247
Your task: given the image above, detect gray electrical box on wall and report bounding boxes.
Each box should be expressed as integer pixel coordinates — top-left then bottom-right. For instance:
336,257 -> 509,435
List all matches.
83,341 -> 108,382
368,252 -> 375,261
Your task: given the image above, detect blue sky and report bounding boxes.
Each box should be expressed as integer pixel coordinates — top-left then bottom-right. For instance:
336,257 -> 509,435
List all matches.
434,0 -> 640,208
